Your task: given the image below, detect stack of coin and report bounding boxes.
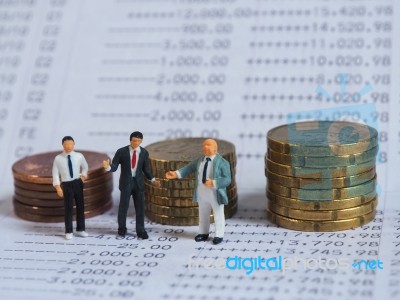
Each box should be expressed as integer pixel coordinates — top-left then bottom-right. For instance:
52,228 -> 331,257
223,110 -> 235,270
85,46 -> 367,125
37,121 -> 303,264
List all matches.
265,121 -> 378,231
12,151 -> 113,222
145,138 -> 237,226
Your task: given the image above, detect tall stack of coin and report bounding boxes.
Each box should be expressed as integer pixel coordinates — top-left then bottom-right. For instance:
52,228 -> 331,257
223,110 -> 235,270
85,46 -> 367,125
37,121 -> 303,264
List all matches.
145,138 -> 237,226
12,151 -> 113,222
266,121 -> 378,231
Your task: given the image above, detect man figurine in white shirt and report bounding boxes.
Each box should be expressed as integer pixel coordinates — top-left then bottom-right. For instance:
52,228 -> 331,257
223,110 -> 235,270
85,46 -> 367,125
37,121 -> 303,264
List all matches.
165,139 -> 231,245
103,131 -> 159,239
52,136 -> 89,240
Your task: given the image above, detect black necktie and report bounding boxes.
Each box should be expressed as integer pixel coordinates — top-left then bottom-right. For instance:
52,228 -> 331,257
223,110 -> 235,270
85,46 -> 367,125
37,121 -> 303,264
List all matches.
202,157 -> 211,184
67,155 -> 73,178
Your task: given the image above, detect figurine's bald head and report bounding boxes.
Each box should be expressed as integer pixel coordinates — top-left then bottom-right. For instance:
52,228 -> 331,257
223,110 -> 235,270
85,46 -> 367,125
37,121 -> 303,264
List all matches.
202,139 -> 218,157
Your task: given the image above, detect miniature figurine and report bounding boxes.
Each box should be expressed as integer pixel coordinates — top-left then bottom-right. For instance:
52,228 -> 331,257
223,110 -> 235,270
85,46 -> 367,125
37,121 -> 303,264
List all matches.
52,136 -> 89,240
165,139 -> 231,245
103,131 -> 159,239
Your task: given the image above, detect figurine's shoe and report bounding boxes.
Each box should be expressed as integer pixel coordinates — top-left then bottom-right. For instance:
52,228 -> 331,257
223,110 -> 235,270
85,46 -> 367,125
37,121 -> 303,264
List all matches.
194,234 -> 209,242
65,233 -> 73,240
137,231 -> 149,239
118,228 -> 127,237
76,231 -> 88,237
212,237 -> 223,245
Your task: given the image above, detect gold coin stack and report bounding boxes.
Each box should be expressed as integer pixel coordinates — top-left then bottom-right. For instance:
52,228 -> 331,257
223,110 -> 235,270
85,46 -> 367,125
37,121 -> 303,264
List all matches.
266,121 -> 378,231
145,138 -> 238,226
12,151 -> 113,222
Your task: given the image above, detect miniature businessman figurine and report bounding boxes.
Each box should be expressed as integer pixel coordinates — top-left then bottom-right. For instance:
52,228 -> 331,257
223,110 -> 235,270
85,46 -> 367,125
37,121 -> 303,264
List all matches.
52,136 -> 89,240
103,131 -> 159,239
165,139 -> 231,245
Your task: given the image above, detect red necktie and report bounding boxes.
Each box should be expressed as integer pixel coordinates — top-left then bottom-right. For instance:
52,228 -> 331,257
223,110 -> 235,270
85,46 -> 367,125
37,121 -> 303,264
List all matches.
131,150 -> 137,169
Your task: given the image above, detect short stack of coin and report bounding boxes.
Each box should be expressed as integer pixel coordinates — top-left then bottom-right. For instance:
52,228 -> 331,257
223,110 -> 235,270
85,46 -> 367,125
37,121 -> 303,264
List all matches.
12,151 -> 113,222
145,138 -> 237,226
265,121 -> 378,231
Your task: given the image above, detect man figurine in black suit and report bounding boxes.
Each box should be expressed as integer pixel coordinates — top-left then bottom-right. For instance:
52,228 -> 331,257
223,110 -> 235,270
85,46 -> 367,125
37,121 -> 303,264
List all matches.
103,131 -> 159,239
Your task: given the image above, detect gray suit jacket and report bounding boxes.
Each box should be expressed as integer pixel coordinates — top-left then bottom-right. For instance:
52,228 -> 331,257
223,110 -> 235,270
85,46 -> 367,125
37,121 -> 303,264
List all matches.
109,146 -> 154,191
178,154 -> 231,205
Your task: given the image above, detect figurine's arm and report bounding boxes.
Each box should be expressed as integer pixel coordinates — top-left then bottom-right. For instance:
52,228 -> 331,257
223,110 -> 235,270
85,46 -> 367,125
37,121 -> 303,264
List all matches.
142,151 -> 160,187
165,159 -> 198,180
177,159 -> 198,178
80,154 -> 89,182
52,158 -> 63,198
103,149 -> 121,172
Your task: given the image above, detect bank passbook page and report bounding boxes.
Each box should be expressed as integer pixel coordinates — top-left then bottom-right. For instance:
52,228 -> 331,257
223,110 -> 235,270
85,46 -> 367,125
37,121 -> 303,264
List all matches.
0,0 -> 399,299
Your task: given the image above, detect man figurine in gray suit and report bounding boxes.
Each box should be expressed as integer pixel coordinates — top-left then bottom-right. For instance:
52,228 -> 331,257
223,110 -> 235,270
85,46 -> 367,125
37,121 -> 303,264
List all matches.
165,139 -> 231,245
103,131 -> 159,239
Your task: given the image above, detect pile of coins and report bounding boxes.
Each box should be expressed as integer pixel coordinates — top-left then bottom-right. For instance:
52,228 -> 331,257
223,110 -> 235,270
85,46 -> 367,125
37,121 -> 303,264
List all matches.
12,151 -> 113,222
145,138 -> 237,226
265,121 -> 378,231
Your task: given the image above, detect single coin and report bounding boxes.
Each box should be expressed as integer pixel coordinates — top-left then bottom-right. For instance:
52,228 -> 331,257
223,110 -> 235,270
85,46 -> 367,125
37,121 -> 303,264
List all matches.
13,190 -> 113,207
266,167 -> 375,189
267,177 -> 376,201
155,177 -> 237,190
149,153 -> 237,171
147,138 -> 236,167
145,185 -> 192,198
13,199 -> 113,222
146,195 -> 198,207
14,187 -> 114,205
14,180 -> 113,200
146,196 -> 238,217
14,193 -> 65,207
146,202 -> 200,217
267,197 -> 377,221
145,204 -> 238,226
146,212 -> 200,226
145,183 -> 237,198
267,146 -> 378,167
13,172 -> 113,192
14,176 -> 113,195
265,158 -> 376,178
155,178 -> 196,189
12,150 -> 110,184
266,190 -> 377,210
266,209 -> 376,232
13,196 -> 111,216
267,121 -> 378,156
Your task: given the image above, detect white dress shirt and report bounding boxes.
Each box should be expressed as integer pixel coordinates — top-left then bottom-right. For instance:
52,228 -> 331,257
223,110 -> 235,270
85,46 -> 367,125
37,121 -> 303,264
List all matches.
52,151 -> 88,186
196,155 -> 217,198
130,146 -> 140,177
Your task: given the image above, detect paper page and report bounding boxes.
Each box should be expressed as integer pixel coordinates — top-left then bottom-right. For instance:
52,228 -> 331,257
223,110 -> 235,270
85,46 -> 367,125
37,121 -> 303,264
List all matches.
0,0 -> 399,299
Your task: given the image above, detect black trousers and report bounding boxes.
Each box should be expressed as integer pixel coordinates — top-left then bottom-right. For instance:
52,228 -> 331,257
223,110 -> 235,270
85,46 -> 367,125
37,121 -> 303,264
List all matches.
61,179 -> 85,233
118,178 -> 145,233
